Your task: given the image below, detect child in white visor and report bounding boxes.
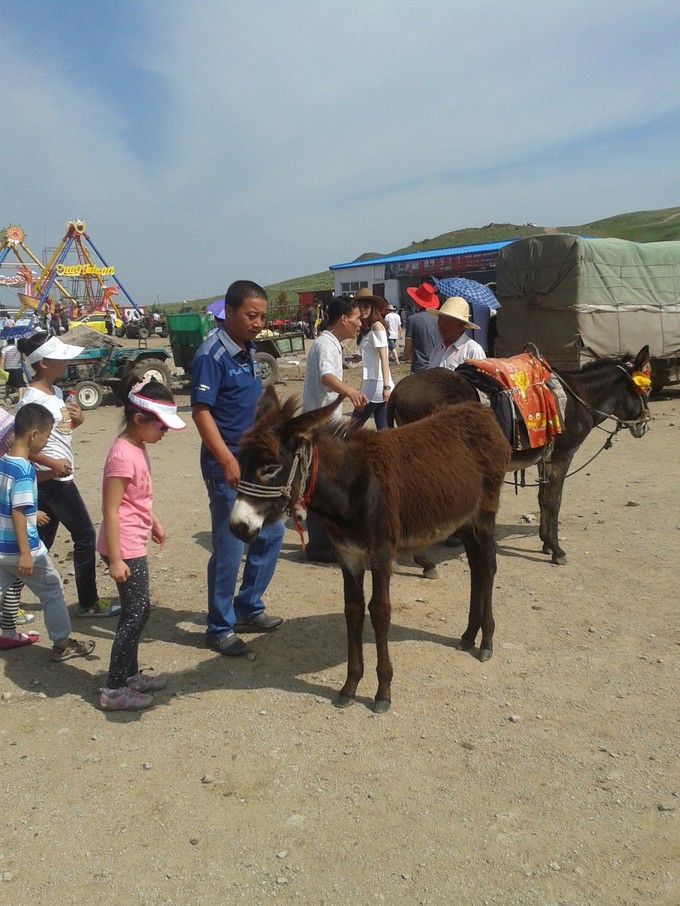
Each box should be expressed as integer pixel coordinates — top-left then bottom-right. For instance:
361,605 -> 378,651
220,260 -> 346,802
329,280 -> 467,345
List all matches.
97,377 -> 186,711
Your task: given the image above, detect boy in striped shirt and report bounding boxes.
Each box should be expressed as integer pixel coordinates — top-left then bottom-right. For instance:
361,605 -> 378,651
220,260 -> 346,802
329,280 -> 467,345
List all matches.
0,403 -> 95,661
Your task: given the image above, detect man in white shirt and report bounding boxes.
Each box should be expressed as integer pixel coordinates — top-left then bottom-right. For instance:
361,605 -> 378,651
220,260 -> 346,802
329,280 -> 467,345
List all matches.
301,296 -> 368,562
384,304 -> 402,364
302,297 -> 368,418
427,296 -> 486,371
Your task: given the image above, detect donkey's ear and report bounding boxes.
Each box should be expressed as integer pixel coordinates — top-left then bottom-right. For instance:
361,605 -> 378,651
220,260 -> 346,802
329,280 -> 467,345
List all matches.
633,345 -> 650,370
281,400 -> 342,442
254,384 -> 281,422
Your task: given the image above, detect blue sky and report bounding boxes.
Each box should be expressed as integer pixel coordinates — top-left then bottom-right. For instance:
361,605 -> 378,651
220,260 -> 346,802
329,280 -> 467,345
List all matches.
1,0 -> 679,306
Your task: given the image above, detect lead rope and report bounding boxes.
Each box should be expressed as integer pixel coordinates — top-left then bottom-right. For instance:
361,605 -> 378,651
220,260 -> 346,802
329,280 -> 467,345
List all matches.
504,423 -> 623,489
289,444 -> 319,550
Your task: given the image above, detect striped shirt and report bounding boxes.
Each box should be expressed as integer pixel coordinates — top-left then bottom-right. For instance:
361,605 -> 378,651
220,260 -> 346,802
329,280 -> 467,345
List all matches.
0,454 -> 47,560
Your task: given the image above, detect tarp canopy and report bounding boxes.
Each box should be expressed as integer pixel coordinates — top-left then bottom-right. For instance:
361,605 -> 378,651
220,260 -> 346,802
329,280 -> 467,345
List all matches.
494,234 -> 680,368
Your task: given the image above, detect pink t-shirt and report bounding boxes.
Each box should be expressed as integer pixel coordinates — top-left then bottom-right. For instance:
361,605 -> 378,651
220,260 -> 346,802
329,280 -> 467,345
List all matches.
96,437 -> 153,559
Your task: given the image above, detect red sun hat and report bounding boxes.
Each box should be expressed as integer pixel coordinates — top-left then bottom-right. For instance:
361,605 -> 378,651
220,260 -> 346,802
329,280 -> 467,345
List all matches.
406,282 -> 439,310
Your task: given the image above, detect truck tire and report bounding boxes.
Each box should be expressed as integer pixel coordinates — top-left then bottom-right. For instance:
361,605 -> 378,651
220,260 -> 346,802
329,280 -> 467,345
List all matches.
650,360 -> 668,397
74,380 -> 104,411
255,352 -> 278,385
114,326 -> 126,338
137,326 -> 150,340
131,358 -> 172,387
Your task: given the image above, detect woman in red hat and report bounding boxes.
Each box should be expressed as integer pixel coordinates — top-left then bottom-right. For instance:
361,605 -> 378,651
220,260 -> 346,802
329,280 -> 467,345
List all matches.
350,288 -> 394,430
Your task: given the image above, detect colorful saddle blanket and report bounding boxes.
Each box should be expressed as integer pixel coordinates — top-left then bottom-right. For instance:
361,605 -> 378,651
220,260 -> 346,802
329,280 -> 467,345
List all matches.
457,352 -> 562,450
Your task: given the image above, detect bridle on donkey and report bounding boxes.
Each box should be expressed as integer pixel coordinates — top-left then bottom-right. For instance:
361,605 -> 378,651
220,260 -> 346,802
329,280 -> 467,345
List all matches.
549,361 -> 651,434
236,441 -> 318,546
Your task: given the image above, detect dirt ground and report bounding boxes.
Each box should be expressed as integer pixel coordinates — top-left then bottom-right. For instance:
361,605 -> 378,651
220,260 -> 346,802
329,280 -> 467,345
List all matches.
1,342 -> 679,906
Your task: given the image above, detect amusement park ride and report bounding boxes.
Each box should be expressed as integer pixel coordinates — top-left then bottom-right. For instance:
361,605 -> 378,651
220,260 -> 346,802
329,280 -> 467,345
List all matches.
0,220 -> 141,321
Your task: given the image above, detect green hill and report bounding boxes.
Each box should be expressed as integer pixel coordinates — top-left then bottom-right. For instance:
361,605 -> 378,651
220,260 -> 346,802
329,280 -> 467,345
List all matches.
169,205 -> 680,312
262,205 -> 680,301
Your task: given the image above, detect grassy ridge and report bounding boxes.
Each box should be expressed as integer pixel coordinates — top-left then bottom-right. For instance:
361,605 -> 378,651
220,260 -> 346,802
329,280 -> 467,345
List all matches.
559,206 -> 680,243
166,205 -> 680,312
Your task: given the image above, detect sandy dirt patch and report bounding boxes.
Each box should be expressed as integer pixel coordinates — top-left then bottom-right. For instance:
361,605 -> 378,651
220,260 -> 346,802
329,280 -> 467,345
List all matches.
1,350 -> 678,905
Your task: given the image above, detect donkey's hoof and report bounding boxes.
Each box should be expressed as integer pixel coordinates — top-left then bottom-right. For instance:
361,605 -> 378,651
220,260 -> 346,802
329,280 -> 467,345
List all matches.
551,553 -> 567,566
423,567 -> 439,580
334,693 -> 356,709
455,638 -> 475,652
374,698 -> 391,714
479,647 -> 493,663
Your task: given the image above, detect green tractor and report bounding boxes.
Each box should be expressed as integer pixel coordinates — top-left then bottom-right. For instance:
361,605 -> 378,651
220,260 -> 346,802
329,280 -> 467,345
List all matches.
59,343 -> 174,410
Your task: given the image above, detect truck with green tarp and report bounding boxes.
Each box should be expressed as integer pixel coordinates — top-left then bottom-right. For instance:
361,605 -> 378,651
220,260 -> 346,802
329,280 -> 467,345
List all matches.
167,310 -> 304,385
494,234 -> 680,392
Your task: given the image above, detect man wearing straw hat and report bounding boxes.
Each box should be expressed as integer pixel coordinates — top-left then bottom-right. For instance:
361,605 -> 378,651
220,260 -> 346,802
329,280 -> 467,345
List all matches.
427,296 -> 486,371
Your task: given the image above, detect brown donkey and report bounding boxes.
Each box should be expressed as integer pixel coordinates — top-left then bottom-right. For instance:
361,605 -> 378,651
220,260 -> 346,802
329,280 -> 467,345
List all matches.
229,387 -> 510,713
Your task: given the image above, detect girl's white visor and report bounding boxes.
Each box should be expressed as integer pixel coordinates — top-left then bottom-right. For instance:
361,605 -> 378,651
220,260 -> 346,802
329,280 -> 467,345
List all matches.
128,391 -> 186,430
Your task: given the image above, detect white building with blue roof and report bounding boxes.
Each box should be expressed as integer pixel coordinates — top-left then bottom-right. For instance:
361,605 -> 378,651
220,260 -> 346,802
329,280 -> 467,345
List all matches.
329,239 -> 515,310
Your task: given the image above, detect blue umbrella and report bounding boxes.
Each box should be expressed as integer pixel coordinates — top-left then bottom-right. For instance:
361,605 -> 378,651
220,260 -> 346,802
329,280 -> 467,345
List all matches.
205,298 -> 224,318
432,277 -> 499,309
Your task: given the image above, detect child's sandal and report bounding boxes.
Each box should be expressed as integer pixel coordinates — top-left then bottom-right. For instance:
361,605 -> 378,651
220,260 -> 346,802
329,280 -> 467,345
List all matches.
51,638 -> 96,662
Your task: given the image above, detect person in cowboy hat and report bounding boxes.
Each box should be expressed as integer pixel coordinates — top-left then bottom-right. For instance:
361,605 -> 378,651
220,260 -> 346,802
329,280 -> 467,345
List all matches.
349,287 -> 394,430
427,296 -> 486,371
404,282 -> 442,373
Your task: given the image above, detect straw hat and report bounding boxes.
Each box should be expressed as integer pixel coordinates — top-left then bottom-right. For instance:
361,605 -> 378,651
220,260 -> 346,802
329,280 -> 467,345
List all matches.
355,287 -> 388,315
406,282 -> 439,310
427,296 -> 480,329
355,287 -> 387,306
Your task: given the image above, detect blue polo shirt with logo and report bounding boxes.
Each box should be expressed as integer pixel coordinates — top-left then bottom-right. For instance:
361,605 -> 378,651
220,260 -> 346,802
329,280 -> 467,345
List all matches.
190,328 -> 262,481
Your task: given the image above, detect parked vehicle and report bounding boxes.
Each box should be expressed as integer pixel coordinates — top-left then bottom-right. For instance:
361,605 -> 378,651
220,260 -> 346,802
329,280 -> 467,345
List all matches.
166,311 -> 305,386
495,234 -> 680,393
125,312 -> 169,340
69,310 -> 125,337
58,342 -> 173,410
251,331 -> 305,384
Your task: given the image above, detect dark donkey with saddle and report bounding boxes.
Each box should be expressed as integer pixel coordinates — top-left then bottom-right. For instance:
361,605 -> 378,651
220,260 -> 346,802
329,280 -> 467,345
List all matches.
388,345 -> 652,565
229,386 -> 510,713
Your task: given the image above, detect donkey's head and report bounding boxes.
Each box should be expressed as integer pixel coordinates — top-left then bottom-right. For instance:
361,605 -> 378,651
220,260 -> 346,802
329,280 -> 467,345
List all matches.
229,386 -> 340,543
616,345 -> 652,438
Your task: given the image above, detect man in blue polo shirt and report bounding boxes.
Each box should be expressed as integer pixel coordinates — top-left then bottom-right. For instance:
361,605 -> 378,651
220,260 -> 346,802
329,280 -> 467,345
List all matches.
191,280 -> 284,656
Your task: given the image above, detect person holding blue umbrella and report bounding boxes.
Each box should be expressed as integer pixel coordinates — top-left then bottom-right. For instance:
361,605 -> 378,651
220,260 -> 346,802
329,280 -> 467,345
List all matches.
432,277 -> 499,354
427,297 -> 486,371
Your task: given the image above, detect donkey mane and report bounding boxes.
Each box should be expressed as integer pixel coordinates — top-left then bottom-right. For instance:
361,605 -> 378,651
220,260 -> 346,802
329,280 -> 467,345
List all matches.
240,394 -> 352,459
559,354 -> 629,376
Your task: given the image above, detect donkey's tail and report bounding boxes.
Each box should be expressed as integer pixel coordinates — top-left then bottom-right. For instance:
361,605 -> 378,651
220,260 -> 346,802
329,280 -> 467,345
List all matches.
386,389 -> 398,428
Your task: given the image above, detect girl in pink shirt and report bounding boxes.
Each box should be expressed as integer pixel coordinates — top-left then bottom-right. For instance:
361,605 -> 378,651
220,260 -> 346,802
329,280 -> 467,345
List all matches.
98,379 -> 186,711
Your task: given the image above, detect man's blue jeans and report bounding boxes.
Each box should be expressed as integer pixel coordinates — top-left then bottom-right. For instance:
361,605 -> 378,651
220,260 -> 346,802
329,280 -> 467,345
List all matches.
205,479 -> 285,637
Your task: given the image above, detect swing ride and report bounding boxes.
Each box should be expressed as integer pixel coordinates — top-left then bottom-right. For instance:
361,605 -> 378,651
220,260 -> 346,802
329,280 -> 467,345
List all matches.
0,219 -> 142,324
